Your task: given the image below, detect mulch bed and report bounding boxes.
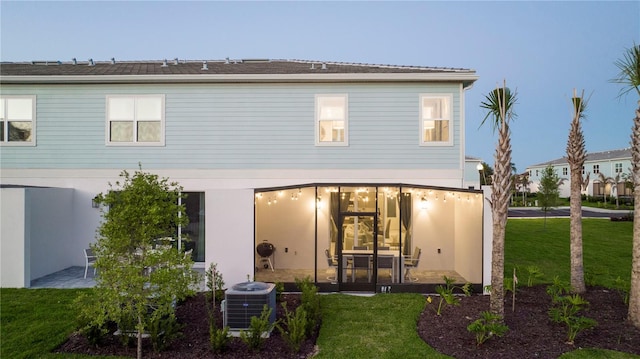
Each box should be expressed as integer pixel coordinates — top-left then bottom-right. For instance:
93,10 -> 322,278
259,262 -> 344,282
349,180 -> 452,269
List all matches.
57,286 -> 640,358
56,293 -> 318,358
418,285 -> 640,359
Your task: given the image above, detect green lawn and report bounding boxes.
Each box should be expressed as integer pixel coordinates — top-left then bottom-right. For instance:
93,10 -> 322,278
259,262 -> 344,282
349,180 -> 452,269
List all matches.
1,218 -> 637,358
505,218 -> 633,288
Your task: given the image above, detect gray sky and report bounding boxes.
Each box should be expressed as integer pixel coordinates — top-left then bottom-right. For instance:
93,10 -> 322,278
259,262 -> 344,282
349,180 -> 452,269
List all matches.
1,1 -> 638,171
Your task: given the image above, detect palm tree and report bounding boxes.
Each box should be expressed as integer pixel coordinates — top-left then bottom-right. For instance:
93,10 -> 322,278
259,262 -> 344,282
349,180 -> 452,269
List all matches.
480,80 -> 517,318
611,43 -> 640,328
612,173 -> 622,208
597,172 -> 613,205
566,91 -> 588,294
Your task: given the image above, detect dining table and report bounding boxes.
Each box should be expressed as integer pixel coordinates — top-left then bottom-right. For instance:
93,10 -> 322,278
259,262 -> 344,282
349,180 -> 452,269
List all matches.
340,249 -> 403,283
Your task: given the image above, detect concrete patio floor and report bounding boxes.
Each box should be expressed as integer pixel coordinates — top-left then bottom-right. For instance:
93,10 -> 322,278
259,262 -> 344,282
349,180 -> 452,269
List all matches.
29,266 -> 206,290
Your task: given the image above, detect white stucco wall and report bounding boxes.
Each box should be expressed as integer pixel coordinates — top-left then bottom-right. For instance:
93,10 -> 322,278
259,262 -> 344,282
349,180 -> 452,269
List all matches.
206,189 -> 255,286
482,186 -> 493,291
1,188 -> 28,287
27,188 -> 76,280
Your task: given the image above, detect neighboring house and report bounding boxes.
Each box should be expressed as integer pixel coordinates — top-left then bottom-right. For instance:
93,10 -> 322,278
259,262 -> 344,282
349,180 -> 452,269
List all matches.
526,148 -> 633,199
0,58 -> 490,292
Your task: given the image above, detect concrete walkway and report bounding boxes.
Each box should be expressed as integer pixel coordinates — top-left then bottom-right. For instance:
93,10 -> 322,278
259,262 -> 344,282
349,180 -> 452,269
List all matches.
30,266 -> 97,289
29,266 -> 206,290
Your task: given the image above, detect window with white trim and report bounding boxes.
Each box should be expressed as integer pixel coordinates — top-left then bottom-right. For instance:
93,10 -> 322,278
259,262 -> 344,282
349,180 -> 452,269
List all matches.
316,94 -> 348,146
593,164 -> 600,174
420,94 -> 452,145
615,163 -> 623,173
0,96 -> 35,145
106,95 -> 165,145
562,167 -> 568,176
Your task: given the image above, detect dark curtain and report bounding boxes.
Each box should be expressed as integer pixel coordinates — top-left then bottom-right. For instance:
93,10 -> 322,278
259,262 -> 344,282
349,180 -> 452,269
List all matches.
329,191 -> 351,253
399,194 -> 412,255
330,192 -> 341,248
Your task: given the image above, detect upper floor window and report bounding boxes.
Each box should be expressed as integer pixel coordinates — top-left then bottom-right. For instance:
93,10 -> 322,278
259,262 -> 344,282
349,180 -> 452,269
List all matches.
582,165 -> 585,175
106,95 -> 164,146
316,94 -> 348,146
615,163 -> 623,173
0,96 -> 35,145
593,164 -> 600,174
562,167 -> 568,176
420,94 -> 452,146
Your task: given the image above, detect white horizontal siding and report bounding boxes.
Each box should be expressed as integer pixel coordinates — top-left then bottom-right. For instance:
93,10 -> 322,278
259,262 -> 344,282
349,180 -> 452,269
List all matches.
0,83 -> 464,170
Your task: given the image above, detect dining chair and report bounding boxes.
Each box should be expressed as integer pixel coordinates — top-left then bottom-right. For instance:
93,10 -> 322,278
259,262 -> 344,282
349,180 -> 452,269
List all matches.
351,254 -> 371,282
84,248 -> 97,279
377,254 -> 395,282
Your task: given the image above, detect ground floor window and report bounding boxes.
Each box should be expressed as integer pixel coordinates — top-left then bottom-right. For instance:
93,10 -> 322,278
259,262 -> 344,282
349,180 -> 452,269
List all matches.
181,192 -> 205,262
253,184 -> 483,290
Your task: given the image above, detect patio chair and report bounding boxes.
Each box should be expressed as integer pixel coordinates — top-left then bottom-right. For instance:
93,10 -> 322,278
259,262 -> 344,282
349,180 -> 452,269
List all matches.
351,254 -> 371,282
404,247 -> 421,282
84,248 -> 96,279
325,249 -> 338,281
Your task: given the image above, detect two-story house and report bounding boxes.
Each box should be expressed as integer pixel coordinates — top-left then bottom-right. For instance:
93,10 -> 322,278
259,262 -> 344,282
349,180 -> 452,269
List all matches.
526,148 -> 633,201
0,59 -> 490,292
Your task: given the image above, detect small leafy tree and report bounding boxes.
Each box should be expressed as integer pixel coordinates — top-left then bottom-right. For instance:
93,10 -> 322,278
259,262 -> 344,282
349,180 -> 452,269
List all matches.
538,165 -> 562,228
79,168 -> 200,359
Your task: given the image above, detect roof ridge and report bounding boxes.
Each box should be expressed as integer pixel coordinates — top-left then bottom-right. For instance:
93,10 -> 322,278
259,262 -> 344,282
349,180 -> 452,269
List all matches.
287,58 -> 472,72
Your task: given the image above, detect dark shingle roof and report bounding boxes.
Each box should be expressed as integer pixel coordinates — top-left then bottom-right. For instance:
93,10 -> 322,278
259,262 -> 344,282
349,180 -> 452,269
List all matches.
1,58 -> 475,77
528,148 -> 631,168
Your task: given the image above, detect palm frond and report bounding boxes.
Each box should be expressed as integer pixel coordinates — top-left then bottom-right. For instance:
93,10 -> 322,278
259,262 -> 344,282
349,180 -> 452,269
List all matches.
610,43 -> 640,98
479,83 -> 518,132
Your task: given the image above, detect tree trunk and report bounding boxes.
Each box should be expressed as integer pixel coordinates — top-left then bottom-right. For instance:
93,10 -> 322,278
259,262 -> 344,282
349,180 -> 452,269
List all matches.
629,102 -> 640,328
489,112 -> 512,318
137,315 -> 143,359
570,166 -> 586,293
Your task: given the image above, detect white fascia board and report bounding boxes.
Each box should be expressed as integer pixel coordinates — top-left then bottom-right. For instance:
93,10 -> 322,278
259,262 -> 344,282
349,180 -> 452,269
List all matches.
0,72 -> 478,85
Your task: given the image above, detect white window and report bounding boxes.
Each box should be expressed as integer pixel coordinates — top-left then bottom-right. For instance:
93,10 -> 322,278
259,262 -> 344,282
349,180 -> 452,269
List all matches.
316,94 -> 348,146
593,164 -> 600,174
562,167 -> 568,176
106,95 -> 164,145
0,96 -> 35,145
615,163 -> 623,173
420,94 -> 452,146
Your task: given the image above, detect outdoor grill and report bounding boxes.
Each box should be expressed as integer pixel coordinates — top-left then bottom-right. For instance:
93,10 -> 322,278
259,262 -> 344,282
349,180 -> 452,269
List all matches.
256,241 -> 275,271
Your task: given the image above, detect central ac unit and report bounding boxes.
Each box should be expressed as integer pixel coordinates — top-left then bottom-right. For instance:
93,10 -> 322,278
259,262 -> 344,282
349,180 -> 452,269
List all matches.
223,281 -> 276,333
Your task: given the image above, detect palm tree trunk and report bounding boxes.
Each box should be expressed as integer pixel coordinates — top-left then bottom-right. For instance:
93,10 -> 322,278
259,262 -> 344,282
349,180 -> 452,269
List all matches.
570,166 -> 586,293
629,101 -> 640,327
490,114 -> 512,317
567,90 -> 587,294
